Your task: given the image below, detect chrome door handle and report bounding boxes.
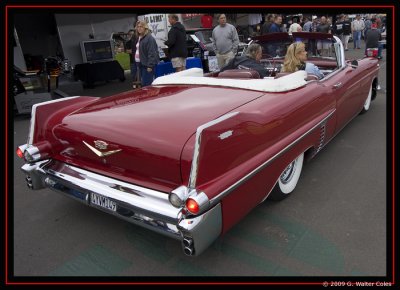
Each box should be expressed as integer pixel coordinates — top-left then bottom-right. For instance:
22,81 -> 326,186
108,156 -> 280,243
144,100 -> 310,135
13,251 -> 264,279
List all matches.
333,82 -> 343,89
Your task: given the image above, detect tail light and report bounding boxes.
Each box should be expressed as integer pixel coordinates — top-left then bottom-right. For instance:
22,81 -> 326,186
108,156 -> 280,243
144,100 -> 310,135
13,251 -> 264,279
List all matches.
16,141 -> 51,162
16,147 -> 25,158
186,198 -> 200,214
170,186 -> 210,215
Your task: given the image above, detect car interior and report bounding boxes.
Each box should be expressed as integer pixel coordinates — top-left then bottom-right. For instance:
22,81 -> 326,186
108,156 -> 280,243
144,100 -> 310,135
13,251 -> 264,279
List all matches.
203,37 -> 339,81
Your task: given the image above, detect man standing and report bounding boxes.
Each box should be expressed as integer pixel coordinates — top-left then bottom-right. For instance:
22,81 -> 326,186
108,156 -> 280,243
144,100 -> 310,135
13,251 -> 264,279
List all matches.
267,15 -> 283,56
352,15 -> 365,49
268,15 -> 282,33
164,14 -> 188,72
212,14 -> 239,70
365,23 -> 382,59
316,16 -> 331,56
302,16 -> 312,32
333,14 -> 344,45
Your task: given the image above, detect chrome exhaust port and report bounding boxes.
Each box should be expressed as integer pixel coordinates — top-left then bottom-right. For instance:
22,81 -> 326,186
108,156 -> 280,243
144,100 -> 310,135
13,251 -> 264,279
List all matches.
183,237 -> 195,256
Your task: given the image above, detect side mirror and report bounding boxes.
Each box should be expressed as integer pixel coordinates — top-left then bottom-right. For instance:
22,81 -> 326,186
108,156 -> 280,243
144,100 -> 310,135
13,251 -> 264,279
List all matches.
351,60 -> 358,69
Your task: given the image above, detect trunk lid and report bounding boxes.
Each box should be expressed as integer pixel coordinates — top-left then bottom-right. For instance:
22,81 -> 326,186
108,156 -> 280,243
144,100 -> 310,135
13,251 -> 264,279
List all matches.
52,85 -> 264,191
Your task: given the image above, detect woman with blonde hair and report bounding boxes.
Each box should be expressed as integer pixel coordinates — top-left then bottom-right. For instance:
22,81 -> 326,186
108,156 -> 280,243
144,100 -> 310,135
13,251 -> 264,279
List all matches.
132,20 -> 159,86
282,41 -> 324,79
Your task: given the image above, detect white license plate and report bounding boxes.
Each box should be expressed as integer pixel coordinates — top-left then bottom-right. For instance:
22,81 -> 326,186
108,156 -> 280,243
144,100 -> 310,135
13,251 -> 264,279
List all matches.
90,192 -> 116,212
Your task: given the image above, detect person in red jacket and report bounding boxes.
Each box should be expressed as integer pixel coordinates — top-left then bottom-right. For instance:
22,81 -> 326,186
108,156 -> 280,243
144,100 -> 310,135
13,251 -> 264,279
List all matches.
201,14 -> 213,28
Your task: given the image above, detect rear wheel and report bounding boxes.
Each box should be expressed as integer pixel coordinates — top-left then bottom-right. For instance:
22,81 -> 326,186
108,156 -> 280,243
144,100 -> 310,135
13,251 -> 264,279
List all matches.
268,152 -> 304,201
360,84 -> 372,114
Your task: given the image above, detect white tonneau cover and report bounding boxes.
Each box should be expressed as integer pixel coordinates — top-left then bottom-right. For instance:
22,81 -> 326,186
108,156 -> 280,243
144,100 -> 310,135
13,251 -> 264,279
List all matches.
152,68 -> 307,92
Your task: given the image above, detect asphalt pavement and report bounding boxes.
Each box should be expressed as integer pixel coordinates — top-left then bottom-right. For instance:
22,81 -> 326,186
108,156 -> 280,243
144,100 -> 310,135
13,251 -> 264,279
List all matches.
11,41 -> 388,280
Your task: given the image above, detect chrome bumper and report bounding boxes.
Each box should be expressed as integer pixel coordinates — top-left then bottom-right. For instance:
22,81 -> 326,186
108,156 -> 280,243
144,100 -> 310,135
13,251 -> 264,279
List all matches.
21,159 -> 222,256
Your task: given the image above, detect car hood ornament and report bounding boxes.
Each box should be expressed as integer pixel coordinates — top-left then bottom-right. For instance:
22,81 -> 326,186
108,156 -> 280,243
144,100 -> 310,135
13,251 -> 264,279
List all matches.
83,140 -> 122,157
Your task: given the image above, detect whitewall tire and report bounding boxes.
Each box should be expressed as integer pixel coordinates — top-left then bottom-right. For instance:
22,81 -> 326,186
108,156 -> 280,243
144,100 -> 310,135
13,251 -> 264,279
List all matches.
360,84 -> 372,114
268,152 -> 304,201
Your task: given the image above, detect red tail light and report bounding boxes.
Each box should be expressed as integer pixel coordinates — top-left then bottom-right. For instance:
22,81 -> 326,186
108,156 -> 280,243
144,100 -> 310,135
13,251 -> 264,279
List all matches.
186,198 -> 199,214
16,147 -> 24,158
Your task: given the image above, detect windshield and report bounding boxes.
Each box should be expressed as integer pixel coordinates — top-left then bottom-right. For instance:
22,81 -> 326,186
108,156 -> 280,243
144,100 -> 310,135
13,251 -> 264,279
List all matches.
194,30 -> 213,44
257,37 -> 337,59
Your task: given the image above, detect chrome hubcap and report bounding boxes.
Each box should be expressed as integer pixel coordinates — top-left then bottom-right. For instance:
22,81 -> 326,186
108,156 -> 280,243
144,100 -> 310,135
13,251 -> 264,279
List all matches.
280,160 -> 296,184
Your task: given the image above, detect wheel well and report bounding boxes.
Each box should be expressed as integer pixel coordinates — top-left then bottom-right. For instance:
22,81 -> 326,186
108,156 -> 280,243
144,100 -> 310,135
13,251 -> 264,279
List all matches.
304,146 -> 316,162
372,77 -> 378,100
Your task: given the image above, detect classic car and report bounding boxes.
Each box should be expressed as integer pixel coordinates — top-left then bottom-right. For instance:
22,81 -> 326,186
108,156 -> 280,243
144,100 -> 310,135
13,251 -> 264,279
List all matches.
16,32 -> 380,256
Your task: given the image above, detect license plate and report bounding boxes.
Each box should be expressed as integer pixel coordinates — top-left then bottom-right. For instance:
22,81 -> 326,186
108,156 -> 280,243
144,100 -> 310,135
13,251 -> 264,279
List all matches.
90,192 -> 116,212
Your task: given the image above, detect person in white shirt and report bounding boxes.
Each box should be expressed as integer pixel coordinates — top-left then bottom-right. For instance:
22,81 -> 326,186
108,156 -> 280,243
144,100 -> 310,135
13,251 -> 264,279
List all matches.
288,17 -> 302,35
351,15 -> 365,49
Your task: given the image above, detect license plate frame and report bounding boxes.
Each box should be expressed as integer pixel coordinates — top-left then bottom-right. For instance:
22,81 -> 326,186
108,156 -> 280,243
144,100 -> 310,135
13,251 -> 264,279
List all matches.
90,192 -> 117,212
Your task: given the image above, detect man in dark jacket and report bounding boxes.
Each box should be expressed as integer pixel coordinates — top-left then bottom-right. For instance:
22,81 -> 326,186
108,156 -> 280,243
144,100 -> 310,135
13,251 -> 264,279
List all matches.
365,23 -> 382,59
164,14 -> 188,72
220,43 -> 268,78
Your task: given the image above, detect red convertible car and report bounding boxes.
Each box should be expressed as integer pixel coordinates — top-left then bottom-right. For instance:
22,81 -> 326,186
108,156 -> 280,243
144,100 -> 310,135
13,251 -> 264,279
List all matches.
16,32 -> 380,256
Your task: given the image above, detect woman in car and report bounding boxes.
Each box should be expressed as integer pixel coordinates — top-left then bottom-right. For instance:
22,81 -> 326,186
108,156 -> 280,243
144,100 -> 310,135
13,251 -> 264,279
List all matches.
281,42 -> 324,79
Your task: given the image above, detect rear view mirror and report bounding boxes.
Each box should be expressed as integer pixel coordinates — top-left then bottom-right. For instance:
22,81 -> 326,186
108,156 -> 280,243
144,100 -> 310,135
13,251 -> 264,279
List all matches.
351,60 -> 358,69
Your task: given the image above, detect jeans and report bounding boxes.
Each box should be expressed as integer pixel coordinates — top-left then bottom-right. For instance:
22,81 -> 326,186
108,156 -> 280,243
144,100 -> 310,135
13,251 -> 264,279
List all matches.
137,62 -> 155,87
130,62 -> 138,82
353,31 -> 362,49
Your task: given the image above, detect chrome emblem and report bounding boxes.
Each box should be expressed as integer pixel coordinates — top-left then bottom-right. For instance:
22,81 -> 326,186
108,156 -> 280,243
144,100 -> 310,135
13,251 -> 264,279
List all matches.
83,141 -> 122,157
94,140 -> 108,150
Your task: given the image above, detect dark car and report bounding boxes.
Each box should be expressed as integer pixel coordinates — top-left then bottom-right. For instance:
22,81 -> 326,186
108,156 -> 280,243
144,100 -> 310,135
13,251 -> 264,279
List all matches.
185,28 -> 215,57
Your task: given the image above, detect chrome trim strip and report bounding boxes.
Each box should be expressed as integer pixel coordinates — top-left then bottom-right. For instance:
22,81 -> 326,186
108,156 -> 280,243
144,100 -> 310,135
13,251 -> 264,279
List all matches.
188,111 -> 239,189
209,109 -> 336,205
31,160 -> 182,223
28,96 -> 79,145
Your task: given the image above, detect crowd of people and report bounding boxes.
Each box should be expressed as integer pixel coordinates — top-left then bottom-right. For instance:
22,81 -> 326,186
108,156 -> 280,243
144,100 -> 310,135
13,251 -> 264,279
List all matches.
123,13 -> 385,87
259,13 -> 384,58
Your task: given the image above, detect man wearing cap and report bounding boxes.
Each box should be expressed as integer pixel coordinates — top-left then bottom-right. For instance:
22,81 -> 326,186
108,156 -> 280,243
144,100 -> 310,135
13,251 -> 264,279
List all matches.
365,22 -> 382,59
351,14 -> 365,49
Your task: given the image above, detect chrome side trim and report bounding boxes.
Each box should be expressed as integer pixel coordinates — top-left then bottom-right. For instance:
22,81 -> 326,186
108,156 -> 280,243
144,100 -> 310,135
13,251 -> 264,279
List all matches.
209,109 -> 336,205
188,111 -> 239,189
28,96 -> 79,145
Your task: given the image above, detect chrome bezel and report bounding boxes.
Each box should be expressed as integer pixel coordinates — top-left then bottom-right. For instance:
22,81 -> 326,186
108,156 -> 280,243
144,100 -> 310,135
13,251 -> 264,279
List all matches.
24,145 -> 41,162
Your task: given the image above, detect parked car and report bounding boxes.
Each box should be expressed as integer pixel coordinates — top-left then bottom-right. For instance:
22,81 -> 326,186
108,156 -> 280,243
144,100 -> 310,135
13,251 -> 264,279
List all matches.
186,27 -> 249,57
185,27 -> 215,56
16,32 -> 380,256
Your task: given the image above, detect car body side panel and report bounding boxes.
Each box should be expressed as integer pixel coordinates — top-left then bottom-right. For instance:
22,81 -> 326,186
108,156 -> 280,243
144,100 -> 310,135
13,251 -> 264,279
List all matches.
179,81 -> 336,232
219,131 -> 320,234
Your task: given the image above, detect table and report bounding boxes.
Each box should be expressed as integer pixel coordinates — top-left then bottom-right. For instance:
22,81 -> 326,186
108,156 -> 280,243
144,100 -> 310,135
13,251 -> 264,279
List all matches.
155,57 -> 202,78
74,60 -> 125,88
